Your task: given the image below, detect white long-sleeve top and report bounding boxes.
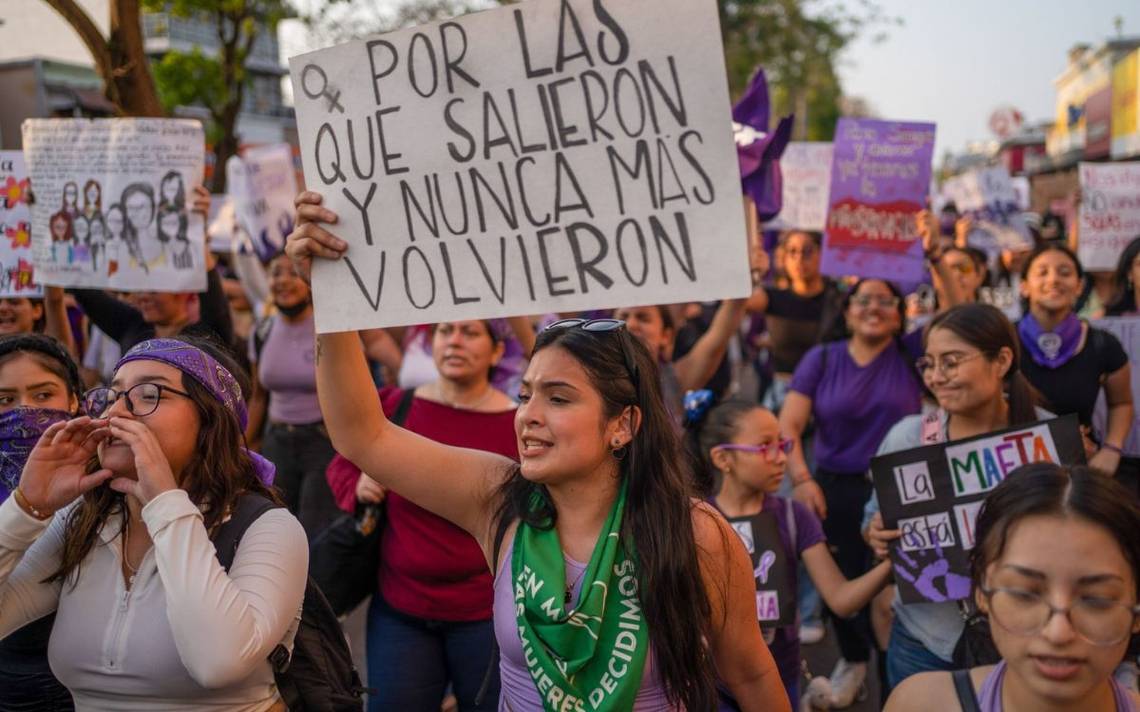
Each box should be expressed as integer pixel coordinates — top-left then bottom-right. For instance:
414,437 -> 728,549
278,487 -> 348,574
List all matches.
0,489 -> 307,711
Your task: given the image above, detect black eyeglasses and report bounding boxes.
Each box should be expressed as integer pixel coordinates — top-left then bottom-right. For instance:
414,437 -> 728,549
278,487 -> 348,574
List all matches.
542,318 -> 640,388
84,383 -> 192,417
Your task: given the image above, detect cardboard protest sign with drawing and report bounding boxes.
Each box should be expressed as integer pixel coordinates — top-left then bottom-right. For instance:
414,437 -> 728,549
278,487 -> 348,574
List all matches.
871,415 -> 1083,605
1077,162 -> 1140,271
226,144 -> 298,260
288,0 -> 750,332
941,166 -> 1033,253
763,141 -> 832,232
820,118 -> 936,283
22,119 -> 206,292
724,511 -> 794,628
1091,317 -> 1140,457
0,152 -> 41,298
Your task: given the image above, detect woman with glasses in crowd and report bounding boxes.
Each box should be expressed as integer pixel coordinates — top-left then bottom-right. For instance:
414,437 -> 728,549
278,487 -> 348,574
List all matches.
287,191 -> 791,712
866,303 -> 1053,690
776,278 -> 924,705
0,336 -> 305,710
884,464 -> 1140,711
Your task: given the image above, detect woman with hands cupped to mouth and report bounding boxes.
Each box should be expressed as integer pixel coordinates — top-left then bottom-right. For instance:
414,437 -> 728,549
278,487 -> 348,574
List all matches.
0,336 -> 304,711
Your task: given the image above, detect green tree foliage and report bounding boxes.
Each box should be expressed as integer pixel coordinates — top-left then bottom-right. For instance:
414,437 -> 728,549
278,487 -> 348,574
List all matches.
146,0 -> 293,191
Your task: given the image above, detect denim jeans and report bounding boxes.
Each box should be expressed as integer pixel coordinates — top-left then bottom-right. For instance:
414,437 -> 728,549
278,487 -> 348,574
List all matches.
366,595 -> 499,712
885,620 -> 955,692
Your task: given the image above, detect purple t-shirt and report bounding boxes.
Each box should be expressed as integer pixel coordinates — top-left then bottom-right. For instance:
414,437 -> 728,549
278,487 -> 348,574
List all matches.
790,340 -> 922,473
250,314 -> 322,425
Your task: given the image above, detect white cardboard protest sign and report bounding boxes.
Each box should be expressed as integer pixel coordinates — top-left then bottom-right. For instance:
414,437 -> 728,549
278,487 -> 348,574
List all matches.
942,166 -> 1032,252
289,0 -> 750,332
0,152 -> 41,298
763,141 -> 832,232
226,144 -> 298,259
22,119 -> 207,292
1092,317 -> 1140,456
1078,162 -> 1140,271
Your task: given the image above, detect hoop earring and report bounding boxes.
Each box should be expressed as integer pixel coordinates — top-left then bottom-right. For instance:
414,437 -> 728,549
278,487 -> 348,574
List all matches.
612,445 -> 628,460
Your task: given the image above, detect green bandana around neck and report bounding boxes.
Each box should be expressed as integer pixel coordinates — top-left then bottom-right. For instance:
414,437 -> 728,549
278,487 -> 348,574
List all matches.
511,480 -> 649,712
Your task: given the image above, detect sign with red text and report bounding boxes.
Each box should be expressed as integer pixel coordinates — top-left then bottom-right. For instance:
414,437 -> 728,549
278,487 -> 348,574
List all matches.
0,152 -> 40,298
872,415 -> 1083,604
820,118 -> 935,282
289,0 -> 750,331
1078,162 -> 1140,271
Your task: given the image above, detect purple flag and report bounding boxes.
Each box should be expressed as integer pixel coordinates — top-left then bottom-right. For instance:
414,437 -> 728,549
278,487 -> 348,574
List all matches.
733,69 -> 794,222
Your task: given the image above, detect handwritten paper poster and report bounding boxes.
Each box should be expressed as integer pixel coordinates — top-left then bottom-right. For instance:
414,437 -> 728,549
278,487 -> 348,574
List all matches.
0,152 -> 40,298
289,0 -> 750,332
763,141 -> 832,232
871,415 -> 1083,604
820,118 -> 935,283
942,166 -> 1032,253
22,119 -> 206,292
1092,317 -> 1140,456
1078,162 -> 1140,271
226,144 -> 298,260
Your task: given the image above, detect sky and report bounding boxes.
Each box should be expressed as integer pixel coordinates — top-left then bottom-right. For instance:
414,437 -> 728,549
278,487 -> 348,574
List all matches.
281,0 -> 1135,159
837,0 -> 1135,159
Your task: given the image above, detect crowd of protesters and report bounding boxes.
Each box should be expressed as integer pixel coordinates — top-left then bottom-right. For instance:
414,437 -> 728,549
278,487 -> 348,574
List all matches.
0,163 -> 1135,712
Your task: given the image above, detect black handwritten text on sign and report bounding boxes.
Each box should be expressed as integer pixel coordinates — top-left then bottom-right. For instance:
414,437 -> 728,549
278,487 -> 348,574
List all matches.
289,0 -> 749,331
870,415 -> 1084,605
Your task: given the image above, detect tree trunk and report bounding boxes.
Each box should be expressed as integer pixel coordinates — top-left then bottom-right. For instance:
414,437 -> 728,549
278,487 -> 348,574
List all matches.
210,100 -> 242,193
107,0 -> 164,116
42,0 -> 164,117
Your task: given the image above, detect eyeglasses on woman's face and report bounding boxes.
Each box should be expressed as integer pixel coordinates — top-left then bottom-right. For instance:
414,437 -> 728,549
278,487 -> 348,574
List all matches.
979,585 -> 1140,647
850,294 -> 900,310
83,382 -> 192,417
915,351 -> 985,380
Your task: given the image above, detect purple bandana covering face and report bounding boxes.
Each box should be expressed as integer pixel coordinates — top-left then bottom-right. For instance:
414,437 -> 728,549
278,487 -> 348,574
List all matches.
1018,313 -> 1083,368
114,339 -> 274,485
0,408 -> 72,502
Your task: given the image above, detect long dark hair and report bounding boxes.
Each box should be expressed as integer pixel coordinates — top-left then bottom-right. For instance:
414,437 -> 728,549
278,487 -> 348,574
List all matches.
49,334 -> 279,585
0,333 -> 83,404
925,304 -> 1039,425
492,324 -> 720,710
685,398 -> 758,498
1019,242 -> 1085,315
1107,237 -> 1140,316
970,463 -> 1140,597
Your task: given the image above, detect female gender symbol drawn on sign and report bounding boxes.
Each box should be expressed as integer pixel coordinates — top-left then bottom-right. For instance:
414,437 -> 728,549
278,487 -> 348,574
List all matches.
301,64 -> 344,114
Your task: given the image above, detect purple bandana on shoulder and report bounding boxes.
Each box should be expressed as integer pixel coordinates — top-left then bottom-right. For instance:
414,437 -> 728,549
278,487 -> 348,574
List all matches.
115,339 -> 274,485
1017,313 -> 1083,369
0,407 -> 71,502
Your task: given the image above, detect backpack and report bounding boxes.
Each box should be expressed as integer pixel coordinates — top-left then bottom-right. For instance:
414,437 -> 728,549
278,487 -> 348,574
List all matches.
212,495 -> 366,711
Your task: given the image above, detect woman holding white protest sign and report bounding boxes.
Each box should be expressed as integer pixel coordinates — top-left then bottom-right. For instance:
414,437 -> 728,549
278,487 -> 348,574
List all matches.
865,303 -> 1052,690
1015,243 -> 1133,476
1106,237 -> 1140,317
287,190 -> 791,712
884,463 -> 1140,712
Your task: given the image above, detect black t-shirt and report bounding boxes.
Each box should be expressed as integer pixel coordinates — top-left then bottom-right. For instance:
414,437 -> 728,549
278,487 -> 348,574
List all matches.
765,285 -> 838,373
674,303 -> 732,397
1019,325 -> 1129,426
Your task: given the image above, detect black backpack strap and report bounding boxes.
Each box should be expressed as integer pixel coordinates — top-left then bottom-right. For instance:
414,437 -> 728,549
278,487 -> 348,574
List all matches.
391,388 -> 416,427
474,517 -> 511,706
252,315 -> 275,365
952,669 -> 980,712
212,493 -> 282,572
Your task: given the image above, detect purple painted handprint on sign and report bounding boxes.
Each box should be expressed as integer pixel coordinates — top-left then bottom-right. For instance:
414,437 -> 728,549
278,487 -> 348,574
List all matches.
894,541 -> 972,602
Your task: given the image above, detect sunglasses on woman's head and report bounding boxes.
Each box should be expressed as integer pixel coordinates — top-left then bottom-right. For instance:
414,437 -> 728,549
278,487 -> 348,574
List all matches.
541,318 -> 639,388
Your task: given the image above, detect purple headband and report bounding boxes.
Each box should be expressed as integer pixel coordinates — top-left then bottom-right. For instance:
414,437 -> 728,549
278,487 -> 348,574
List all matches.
116,338 -> 249,429
114,339 -> 274,486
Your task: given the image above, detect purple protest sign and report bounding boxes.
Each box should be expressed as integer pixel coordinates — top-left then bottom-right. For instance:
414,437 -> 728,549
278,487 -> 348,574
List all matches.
821,118 -> 936,283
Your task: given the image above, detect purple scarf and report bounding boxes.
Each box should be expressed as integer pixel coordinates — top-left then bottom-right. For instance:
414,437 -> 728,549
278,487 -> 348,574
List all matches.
0,407 -> 72,502
1017,313 -> 1083,369
115,339 -> 275,485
